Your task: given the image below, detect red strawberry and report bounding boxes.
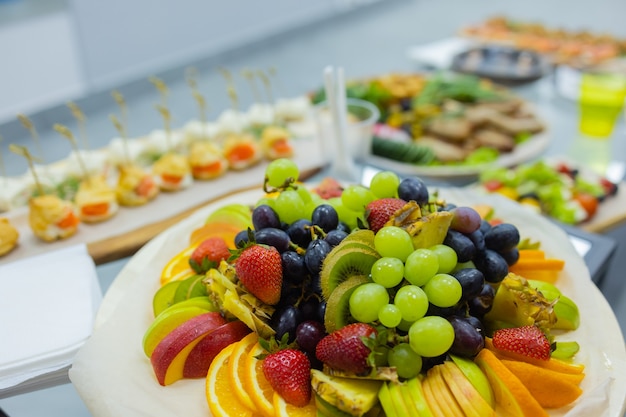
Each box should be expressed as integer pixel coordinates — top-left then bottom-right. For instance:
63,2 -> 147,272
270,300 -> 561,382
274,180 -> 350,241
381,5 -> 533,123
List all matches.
492,325 -> 551,361
262,349 -> 311,407
315,323 -> 377,374
366,198 -> 407,232
235,244 -> 282,305
189,237 -> 231,273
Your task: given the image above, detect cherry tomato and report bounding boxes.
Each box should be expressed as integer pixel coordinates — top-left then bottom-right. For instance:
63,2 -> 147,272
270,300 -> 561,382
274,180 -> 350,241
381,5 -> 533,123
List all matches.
574,193 -> 599,219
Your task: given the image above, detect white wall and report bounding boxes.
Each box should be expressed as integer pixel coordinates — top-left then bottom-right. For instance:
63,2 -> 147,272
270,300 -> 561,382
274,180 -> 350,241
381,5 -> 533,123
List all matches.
0,9 -> 84,123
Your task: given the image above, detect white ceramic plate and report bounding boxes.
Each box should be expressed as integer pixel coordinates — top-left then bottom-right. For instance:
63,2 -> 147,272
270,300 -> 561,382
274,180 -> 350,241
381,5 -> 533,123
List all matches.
365,130 -> 550,181
69,186 -> 626,417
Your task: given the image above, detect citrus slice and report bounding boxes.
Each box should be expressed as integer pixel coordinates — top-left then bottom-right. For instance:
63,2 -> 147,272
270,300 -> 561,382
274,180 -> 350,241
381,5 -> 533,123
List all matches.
205,342 -> 256,417
229,333 -> 260,412
244,342 -> 275,417
160,245 -> 197,285
273,391 -> 317,417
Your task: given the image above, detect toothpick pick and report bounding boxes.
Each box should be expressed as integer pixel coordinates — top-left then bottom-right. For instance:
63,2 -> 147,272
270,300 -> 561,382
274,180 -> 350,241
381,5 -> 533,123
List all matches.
54,123 -> 90,182
67,101 -> 90,150
155,105 -> 173,151
219,67 -> 239,111
9,144 -> 44,195
110,114 -> 131,165
111,90 -> 128,132
149,76 -> 169,106
241,69 -> 262,103
256,70 -> 274,104
17,114 -> 45,162
186,67 -> 208,124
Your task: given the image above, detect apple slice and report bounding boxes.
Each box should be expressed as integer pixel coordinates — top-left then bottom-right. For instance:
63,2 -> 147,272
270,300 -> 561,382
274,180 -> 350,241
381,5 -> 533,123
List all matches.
183,320 -> 251,378
404,377 -> 434,417
150,312 -> 227,385
440,361 -> 495,417
143,305 -> 224,357
449,354 -> 495,408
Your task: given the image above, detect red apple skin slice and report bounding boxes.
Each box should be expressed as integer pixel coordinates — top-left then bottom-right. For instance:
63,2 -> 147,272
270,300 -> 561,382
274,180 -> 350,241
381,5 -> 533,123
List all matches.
150,312 -> 227,385
183,320 -> 251,378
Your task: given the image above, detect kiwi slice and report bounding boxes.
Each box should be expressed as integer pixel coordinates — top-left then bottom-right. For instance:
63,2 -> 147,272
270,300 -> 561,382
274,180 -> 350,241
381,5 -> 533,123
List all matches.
324,275 -> 369,333
342,229 -> 376,248
320,246 -> 380,299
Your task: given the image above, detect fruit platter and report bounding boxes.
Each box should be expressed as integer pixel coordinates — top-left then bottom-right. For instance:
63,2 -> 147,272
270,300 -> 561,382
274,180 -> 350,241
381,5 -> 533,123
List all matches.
311,72 -> 550,180
476,158 -> 624,233
69,160 -> 626,417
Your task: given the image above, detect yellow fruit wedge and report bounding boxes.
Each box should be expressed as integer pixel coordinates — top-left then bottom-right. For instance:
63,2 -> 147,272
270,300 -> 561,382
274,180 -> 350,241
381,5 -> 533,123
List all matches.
205,342 -> 257,417
475,349 -> 548,417
426,365 -> 465,417
440,361 -> 495,417
273,391 -> 317,417
244,342 -> 275,417
405,377 -> 434,417
387,381 -> 414,417
160,245 -> 197,285
421,373 -> 447,417
449,354 -> 495,408
500,359 -> 583,408
377,383 -> 400,417
484,338 -> 585,375
228,333 -> 260,413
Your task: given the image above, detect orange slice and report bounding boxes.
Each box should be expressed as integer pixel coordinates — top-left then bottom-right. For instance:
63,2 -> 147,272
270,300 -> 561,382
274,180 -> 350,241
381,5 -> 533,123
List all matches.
244,342 -> 275,417
189,222 -> 243,248
205,342 -> 256,417
229,333 -> 260,412
273,391 -> 317,417
160,245 -> 197,285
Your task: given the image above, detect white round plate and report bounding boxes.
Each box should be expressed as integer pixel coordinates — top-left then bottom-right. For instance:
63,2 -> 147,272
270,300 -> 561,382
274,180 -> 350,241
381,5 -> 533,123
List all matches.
69,186 -> 626,417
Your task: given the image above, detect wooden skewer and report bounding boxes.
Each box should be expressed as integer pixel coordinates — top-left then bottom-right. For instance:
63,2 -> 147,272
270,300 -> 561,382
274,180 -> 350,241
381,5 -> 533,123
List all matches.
149,76 -> 169,106
155,105 -> 173,152
242,69 -> 262,103
9,144 -> 44,195
110,114 -> 131,166
256,69 -> 274,104
111,90 -> 128,133
186,67 -> 208,125
219,67 -> 239,111
67,101 -> 90,150
54,123 -> 90,183
17,114 -> 45,163
268,66 -> 286,98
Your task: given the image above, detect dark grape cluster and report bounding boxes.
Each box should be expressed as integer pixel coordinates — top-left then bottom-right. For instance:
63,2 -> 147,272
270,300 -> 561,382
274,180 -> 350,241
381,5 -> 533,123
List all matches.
239,202 -> 351,355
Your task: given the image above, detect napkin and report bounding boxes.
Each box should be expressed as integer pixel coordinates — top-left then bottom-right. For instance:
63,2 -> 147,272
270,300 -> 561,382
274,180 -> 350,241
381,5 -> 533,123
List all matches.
0,244 -> 102,397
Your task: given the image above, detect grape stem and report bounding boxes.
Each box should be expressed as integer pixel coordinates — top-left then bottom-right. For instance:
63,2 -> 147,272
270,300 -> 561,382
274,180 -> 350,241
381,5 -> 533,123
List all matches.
262,176 -> 298,193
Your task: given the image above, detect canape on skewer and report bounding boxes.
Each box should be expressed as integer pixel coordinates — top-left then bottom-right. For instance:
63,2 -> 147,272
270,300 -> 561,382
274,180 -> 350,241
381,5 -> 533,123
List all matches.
260,126 -> 294,160
74,176 -> 119,223
29,194 -> 79,242
152,152 -> 192,192
274,96 -> 312,123
115,163 -> 159,206
188,141 -> 229,180
0,217 -> 19,256
247,103 -> 275,127
221,133 -> 262,170
215,109 -> 249,137
182,120 -> 219,145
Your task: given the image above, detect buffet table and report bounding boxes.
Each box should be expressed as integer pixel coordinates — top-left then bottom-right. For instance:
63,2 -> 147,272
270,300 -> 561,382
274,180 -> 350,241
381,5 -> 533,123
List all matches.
1,0 -> 625,415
